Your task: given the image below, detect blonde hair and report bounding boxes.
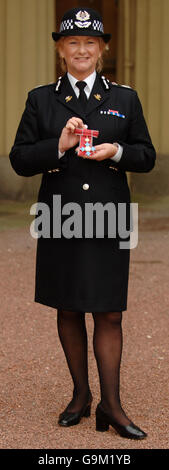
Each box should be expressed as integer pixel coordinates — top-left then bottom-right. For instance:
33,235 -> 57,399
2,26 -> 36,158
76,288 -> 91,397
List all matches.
55,37 -> 108,73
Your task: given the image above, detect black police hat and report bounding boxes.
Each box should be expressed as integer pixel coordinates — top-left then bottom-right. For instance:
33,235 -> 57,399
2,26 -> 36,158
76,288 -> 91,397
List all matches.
52,7 -> 111,44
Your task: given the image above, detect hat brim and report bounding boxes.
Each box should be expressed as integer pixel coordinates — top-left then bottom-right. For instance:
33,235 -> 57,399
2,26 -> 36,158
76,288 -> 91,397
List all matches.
52,31 -> 111,44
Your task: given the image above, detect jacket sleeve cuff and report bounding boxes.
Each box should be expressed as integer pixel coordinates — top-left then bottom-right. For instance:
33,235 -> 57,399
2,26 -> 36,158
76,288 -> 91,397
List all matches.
9,138 -> 64,177
110,143 -> 123,162
58,150 -> 66,159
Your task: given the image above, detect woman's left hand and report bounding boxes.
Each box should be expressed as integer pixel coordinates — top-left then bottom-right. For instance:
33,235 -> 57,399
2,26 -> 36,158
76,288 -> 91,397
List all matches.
76,143 -> 118,161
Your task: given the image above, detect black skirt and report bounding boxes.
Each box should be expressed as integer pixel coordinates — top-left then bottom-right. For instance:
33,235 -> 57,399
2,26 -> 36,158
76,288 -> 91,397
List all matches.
35,236 -> 130,313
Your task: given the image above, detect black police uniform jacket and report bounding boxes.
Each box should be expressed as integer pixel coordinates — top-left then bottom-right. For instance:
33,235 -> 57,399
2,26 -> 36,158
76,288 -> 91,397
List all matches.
9,72 -> 156,313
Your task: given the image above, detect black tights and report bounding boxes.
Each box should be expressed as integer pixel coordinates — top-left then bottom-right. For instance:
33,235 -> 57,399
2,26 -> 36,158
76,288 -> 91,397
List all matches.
57,309 -> 130,426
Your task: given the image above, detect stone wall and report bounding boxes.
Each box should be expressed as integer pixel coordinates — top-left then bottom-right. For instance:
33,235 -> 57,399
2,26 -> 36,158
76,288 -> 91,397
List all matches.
0,156 -> 41,201
130,154 -> 169,199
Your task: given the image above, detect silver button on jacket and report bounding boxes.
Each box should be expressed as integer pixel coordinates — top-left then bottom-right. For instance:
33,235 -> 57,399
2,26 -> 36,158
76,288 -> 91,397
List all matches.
83,183 -> 89,190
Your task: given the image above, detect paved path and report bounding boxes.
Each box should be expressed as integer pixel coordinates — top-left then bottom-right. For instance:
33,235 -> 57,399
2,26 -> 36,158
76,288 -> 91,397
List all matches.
0,203 -> 168,450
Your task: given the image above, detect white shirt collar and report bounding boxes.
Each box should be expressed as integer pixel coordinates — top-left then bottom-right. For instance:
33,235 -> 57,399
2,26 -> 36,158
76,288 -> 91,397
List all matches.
67,70 -> 96,98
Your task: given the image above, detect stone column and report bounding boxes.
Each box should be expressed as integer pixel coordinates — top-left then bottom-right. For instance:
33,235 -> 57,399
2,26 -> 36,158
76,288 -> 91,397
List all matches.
1,0 -> 55,156
117,0 -> 136,87
0,0 -> 7,156
0,0 -> 55,199
132,0 -> 169,198
135,0 -> 169,154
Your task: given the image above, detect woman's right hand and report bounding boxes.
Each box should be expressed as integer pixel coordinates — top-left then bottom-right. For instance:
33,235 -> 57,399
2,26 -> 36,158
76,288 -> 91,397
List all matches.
58,117 -> 86,153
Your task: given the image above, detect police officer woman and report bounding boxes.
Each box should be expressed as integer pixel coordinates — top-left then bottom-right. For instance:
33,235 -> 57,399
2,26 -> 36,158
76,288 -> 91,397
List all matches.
9,7 -> 156,439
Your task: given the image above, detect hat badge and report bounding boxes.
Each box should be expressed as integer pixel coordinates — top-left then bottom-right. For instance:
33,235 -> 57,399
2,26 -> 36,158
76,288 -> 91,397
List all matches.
75,10 -> 91,29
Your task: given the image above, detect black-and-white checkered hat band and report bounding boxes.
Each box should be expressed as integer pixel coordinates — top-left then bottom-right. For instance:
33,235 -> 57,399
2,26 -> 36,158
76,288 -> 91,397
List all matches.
52,7 -> 111,43
60,18 -> 104,33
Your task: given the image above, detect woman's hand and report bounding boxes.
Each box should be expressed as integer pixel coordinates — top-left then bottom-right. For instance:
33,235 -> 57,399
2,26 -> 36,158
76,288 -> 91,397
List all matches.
76,143 -> 118,161
87,143 -> 118,161
59,117 -> 86,153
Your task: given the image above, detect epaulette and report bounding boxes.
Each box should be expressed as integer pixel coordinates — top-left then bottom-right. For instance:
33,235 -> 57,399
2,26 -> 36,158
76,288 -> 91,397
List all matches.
31,82 -> 55,90
32,76 -> 64,93
100,76 -> 134,91
112,82 -> 134,90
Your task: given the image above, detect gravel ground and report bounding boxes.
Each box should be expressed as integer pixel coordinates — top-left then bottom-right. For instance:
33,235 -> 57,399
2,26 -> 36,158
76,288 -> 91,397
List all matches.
0,201 -> 168,452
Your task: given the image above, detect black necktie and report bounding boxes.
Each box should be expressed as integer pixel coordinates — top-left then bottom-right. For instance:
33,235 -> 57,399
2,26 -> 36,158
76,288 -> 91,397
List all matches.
76,81 -> 88,108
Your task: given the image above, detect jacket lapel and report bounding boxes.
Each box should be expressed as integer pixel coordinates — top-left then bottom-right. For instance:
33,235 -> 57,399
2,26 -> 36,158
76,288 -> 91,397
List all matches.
85,73 -> 111,116
54,74 -> 86,119
54,72 -> 113,118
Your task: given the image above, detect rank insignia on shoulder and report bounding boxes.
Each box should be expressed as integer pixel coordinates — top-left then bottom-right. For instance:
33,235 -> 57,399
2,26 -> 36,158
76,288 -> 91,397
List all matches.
94,94 -> 101,101
65,95 -> 73,102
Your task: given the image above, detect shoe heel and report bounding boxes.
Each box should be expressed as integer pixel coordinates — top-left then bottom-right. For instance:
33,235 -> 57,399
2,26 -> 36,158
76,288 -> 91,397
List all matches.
96,416 -> 109,432
83,404 -> 91,417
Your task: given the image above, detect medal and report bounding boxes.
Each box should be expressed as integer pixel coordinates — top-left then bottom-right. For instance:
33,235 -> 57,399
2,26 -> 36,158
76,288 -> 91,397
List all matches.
74,128 -> 99,157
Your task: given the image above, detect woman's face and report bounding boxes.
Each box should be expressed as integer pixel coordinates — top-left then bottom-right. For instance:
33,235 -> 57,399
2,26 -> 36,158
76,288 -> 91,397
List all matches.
59,36 -> 102,79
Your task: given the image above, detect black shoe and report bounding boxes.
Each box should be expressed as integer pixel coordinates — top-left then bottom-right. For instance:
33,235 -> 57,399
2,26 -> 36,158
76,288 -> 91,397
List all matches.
95,403 -> 147,439
58,400 -> 92,427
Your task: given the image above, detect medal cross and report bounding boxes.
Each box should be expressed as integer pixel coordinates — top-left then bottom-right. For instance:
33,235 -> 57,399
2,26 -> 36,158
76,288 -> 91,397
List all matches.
74,128 -> 99,157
